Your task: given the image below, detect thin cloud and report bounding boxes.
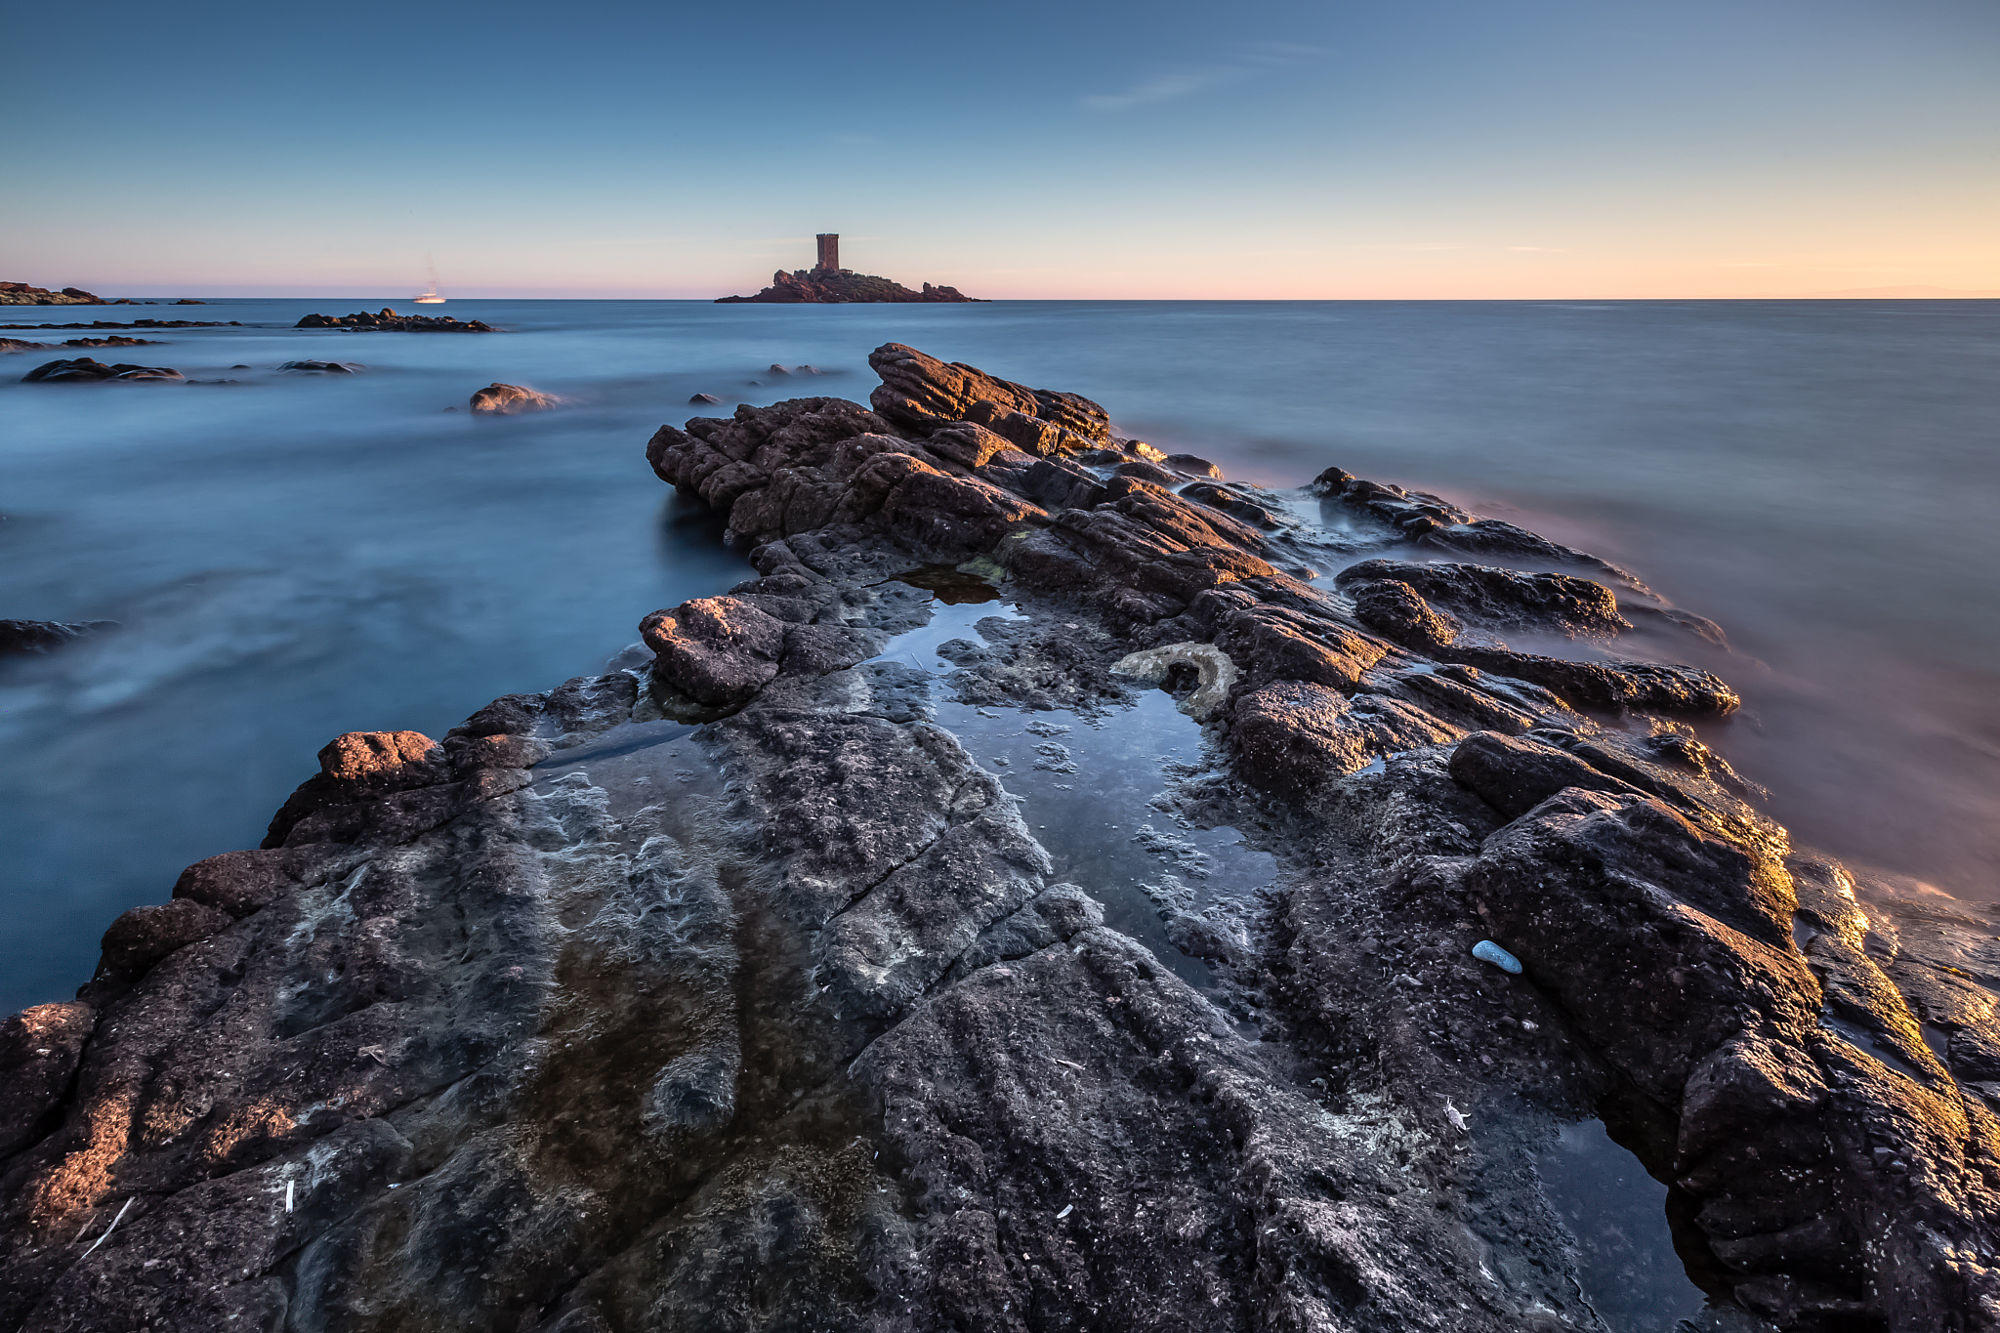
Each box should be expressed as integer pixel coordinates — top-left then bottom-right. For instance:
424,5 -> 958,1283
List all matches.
1083,44 -> 1322,111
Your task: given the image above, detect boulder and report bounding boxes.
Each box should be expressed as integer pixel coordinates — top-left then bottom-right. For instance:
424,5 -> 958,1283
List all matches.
469,382 -> 557,414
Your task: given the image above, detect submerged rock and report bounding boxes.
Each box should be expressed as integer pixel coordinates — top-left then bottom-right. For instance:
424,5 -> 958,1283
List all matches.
296,308 -> 495,332
20,357 -> 182,383
469,382 -> 558,414
0,619 -> 112,654
1,345 -> 1993,1333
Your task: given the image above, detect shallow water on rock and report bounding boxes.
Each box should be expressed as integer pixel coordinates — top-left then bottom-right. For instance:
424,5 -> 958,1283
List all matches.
870,595 -> 1277,990
1534,1119 -> 1715,1333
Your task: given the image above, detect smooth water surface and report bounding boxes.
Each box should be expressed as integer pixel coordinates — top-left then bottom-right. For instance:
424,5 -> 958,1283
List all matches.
3,297 -> 1997,1009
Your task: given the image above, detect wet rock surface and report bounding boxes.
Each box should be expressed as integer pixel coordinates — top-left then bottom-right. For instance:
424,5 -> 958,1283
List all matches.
2,346 -> 1995,1332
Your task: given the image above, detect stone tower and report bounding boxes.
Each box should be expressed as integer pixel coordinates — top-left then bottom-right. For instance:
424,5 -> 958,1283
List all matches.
815,233 -> 840,273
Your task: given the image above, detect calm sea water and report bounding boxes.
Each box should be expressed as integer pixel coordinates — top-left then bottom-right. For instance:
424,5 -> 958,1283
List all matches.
3,298 -> 1996,1011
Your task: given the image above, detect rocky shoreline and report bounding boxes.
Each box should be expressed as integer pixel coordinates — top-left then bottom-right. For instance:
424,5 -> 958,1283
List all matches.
0,345 -> 1993,1331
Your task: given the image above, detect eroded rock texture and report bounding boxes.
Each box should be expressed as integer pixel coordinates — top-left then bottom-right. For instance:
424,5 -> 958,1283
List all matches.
2,346 -> 1994,1332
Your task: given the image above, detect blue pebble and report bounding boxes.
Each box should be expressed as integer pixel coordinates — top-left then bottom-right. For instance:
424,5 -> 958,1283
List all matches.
1472,940 -> 1523,975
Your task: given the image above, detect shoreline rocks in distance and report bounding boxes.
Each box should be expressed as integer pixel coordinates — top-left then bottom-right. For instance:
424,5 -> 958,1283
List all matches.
297,308 -> 495,332
20,357 -> 184,383
718,268 -> 980,303
0,344 -> 1992,1332
2,335 -> 162,354
279,360 -> 360,374
0,282 -> 104,306
0,319 -> 241,331
469,382 -> 557,414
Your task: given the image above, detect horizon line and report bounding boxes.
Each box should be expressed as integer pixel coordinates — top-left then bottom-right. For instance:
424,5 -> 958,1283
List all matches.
32,291 -> 2000,304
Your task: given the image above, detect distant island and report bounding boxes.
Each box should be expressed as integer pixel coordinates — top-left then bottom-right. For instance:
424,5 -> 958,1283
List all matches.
717,233 -> 980,303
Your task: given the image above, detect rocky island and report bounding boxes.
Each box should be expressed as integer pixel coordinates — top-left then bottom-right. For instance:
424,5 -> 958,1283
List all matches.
0,345 -> 1993,1332
718,233 -> 980,303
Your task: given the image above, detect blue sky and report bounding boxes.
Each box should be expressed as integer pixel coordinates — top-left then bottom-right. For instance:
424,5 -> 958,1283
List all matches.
4,0 -> 1997,297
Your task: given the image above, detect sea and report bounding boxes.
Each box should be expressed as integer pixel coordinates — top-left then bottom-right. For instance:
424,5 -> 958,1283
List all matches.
3,297 -> 1996,1012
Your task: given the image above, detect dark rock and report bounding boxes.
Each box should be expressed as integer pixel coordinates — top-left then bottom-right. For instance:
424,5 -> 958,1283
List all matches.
0,1003 -> 92,1155
295,308 -> 495,332
0,619 -> 113,654
1336,557 -> 1628,636
1228,680 -> 1456,789
279,359 -> 360,374
867,342 -> 1110,442
1162,451 -> 1222,478
640,596 -> 786,706
21,357 -> 183,383
0,319 -> 239,330
171,848 -> 324,919
0,337 -> 50,353
1349,577 -> 1461,652
57,335 -> 161,349
1448,729 -> 1643,818
96,898 -> 233,982
263,729 -> 449,846
688,392 -> 722,405
1112,459 -> 1179,487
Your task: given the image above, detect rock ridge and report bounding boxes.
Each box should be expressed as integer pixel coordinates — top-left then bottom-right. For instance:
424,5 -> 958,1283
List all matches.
0,343 -> 1994,1331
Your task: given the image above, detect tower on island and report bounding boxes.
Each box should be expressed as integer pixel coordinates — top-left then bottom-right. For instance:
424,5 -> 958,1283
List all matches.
815,233 -> 840,273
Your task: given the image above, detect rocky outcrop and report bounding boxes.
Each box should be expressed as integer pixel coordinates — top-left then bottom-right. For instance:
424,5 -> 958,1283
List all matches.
55,336 -> 160,349
19,358 -> 182,383
0,283 -> 102,306
718,269 -> 980,303
0,319 -> 240,331
296,308 -> 495,332
1,346 -> 1993,1333
280,360 -> 360,374
0,339 -> 48,354
469,382 -> 557,413
0,620 -> 113,655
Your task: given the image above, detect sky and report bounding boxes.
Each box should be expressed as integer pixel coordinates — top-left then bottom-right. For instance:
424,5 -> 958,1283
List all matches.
3,0 -> 1997,299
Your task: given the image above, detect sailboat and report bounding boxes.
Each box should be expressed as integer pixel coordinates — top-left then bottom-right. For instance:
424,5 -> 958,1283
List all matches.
414,256 -> 446,304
